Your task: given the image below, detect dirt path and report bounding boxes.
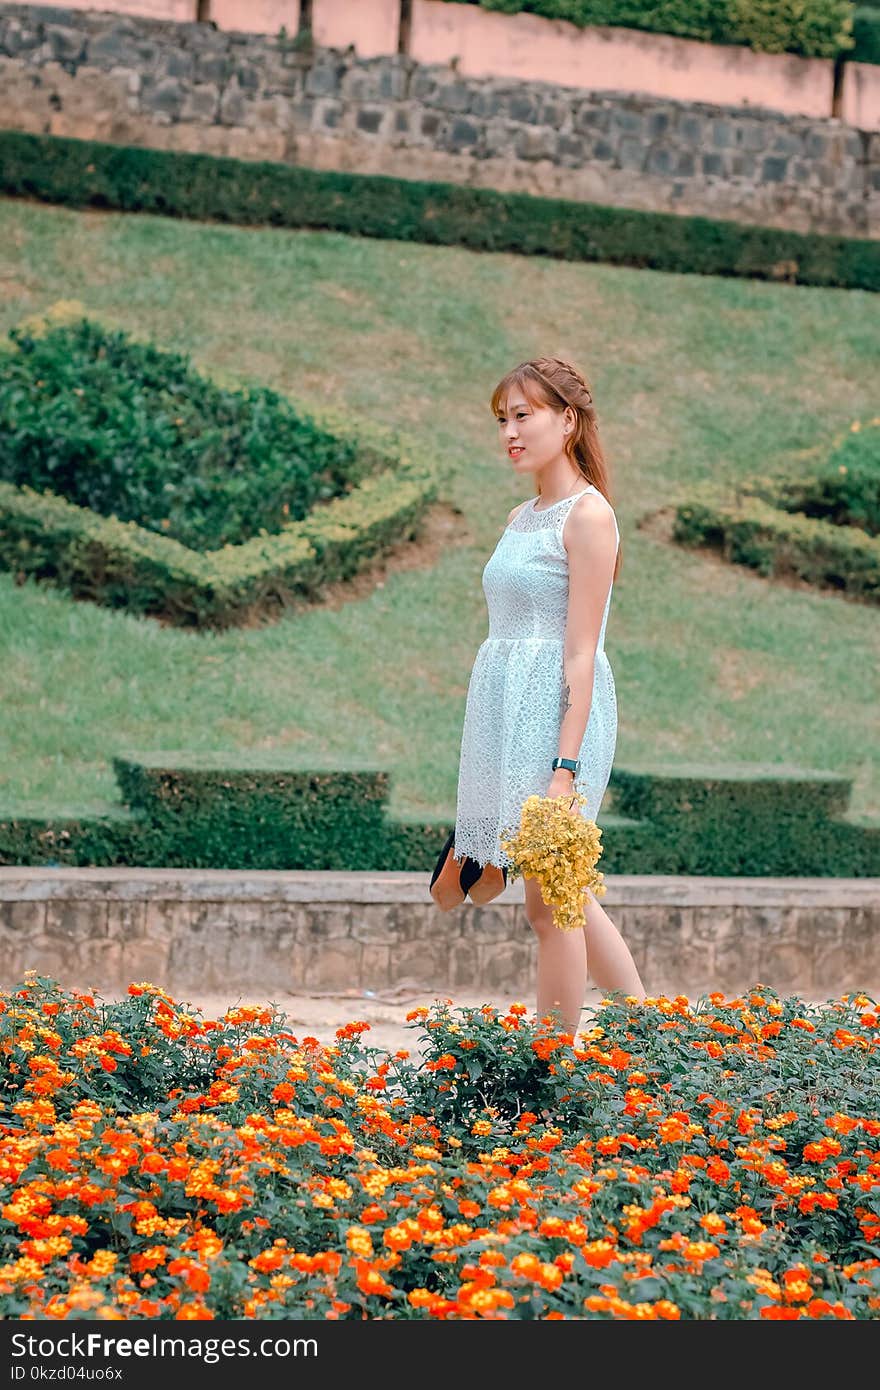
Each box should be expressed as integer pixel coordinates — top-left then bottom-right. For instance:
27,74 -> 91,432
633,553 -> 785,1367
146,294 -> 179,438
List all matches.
113,983 -> 830,1056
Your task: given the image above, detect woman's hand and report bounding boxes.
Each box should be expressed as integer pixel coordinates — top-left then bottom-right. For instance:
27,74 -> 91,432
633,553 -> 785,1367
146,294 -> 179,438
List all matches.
546,770 -> 579,812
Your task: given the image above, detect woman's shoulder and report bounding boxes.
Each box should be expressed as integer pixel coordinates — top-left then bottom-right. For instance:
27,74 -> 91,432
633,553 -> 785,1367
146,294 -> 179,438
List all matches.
563,488 -> 619,547
505,499 -> 532,525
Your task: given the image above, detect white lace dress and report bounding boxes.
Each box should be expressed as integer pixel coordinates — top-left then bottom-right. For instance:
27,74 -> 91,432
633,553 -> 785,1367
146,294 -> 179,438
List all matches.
453,483 -> 620,870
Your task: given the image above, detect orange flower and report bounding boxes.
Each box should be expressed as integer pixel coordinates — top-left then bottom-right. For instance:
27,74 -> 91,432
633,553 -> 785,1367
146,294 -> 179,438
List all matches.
582,1241 -> 617,1269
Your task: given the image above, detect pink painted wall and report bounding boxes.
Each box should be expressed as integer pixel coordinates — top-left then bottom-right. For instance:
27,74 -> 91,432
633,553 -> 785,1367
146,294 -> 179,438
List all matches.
212,1 -> 299,35
313,0 -> 400,58
843,62 -> 880,131
411,0 -> 835,122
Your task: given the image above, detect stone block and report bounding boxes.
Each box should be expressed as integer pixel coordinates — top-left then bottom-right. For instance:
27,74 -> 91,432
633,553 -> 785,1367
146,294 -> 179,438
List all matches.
119,937 -> 171,985
647,110 -> 670,138
235,61 -> 260,92
573,103 -> 610,136
713,906 -> 767,994
45,24 -> 85,65
3,19 -> 42,58
219,76 -> 246,124
303,936 -> 363,992
144,901 -> 178,944
180,82 -> 219,122
478,938 -> 534,994
359,943 -> 391,990
646,145 -> 674,176
377,61 -> 408,102
556,132 -> 585,163
508,92 -> 539,124
420,110 -> 442,138
737,121 -> 768,152
432,79 -> 472,114
459,904 -> 516,943
679,113 -> 705,143
445,115 -> 479,152
300,903 -> 354,942
618,137 -> 645,171
106,900 -> 147,944
611,107 -> 642,136
513,126 -> 556,162
194,52 -> 231,85
538,97 -> 569,127
0,900 -> 45,938
447,937 -> 481,991
356,106 -> 385,135
45,899 -> 108,946
758,942 -> 815,998
762,155 -> 789,183
384,937 -> 452,991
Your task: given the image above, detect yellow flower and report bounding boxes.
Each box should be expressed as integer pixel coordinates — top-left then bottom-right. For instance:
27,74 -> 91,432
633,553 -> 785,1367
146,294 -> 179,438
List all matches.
500,792 -> 606,932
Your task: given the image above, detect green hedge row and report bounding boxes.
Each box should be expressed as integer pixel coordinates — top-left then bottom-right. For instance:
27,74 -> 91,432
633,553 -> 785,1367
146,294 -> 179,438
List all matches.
0,451 -> 436,628
1,130 -> 877,291
463,0 -> 854,58
672,481 -> 880,602
1,754 -> 876,876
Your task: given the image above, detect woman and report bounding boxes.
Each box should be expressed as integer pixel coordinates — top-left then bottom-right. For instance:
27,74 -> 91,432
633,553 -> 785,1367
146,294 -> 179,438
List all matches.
453,356 -> 646,1033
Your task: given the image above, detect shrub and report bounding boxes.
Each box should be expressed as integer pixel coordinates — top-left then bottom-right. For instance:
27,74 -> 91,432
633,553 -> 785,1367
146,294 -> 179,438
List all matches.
852,5 -> 880,62
471,0 -> 854,57
0,305 -> 438,628
0,316 -> 373,551
769,418 -> 880,536
1,975 -> 878,1319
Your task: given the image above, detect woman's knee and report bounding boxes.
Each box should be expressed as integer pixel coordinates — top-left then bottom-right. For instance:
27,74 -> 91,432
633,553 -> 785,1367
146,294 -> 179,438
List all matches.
525,910 -> 557,940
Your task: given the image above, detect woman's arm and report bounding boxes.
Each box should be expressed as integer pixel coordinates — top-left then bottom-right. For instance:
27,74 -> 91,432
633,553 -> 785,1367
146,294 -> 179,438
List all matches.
547,497 -> 618,796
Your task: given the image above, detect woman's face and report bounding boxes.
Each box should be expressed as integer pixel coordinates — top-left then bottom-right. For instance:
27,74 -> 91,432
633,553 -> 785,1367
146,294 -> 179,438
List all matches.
496,389 -> 572,479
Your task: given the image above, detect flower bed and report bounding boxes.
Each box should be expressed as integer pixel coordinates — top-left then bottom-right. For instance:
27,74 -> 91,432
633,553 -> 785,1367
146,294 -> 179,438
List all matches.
1,976 -> 878,1320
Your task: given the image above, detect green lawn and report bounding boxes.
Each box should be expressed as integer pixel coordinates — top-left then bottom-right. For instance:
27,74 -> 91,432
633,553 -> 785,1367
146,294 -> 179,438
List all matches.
1,197 -> 878,824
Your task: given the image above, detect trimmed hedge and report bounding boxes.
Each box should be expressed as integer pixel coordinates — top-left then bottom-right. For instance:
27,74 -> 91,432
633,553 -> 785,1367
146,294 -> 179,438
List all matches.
671,480 -> 880,601
464,0 -> 854,58
0,755 -> 876,876
1,130 -> 877,291
0,314 -> 386,551
0,298 -> 437,627
0,449 -> 436,628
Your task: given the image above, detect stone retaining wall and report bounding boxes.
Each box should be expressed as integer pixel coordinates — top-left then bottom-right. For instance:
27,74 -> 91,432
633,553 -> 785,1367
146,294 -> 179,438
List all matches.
0,4 -> 876,237
2,868 -> 878,1001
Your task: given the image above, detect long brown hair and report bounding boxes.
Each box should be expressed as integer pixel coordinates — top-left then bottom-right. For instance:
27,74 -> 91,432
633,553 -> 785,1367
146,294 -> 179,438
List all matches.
491,356 -> 621,580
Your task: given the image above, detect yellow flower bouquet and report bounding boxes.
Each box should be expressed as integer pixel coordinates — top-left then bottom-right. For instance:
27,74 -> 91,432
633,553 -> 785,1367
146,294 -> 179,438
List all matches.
499,790 -> 606,933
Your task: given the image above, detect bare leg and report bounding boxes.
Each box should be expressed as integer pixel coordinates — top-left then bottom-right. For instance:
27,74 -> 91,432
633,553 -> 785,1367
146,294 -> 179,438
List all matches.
523,878 -> 646,1033
523,876 -> 588,1034
582,888 -> 646,999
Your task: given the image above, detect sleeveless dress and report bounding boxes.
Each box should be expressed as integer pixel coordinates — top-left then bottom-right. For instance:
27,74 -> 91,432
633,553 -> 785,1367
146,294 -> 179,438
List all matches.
453,483 -> 620,870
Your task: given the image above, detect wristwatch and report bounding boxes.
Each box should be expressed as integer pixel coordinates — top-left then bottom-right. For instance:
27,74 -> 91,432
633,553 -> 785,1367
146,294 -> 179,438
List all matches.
552,756 -> 581,777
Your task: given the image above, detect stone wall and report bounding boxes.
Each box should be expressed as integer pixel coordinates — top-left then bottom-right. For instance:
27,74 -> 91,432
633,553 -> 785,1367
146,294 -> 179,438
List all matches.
0,4 -> 876,237
2,868 -> 878,1000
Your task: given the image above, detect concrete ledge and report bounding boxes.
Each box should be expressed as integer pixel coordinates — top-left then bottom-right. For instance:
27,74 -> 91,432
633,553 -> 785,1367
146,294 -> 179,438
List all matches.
1,869 -> 878,1002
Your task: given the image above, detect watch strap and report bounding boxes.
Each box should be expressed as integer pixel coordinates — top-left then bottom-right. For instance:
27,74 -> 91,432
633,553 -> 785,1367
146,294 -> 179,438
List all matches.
552,756 -> 580,775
